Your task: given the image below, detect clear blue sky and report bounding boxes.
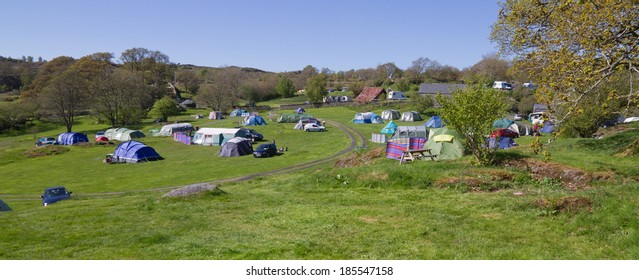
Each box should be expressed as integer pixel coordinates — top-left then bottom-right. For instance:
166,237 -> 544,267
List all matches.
3,0 -> 501,73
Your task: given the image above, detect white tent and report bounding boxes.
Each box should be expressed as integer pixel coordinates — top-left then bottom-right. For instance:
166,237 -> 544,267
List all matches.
157,123 -> 194,136
400,111 -> 422,122
192,128 -> 248,146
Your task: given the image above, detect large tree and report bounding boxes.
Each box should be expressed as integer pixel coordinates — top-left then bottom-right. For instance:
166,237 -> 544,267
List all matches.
40,69 -> 88,132
148,96 -> 179,122
275,76 -> 296,98
491,0 -> 639,129
194,68 -> 245,111
305,74 -> 328,103
90,68 -> 149,126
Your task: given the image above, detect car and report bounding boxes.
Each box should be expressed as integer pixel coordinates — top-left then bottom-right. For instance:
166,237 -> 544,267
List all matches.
95,131 -> 105,139
513,114 -> 523,121
253,143 -> 277,158
304,123 -> 326,132
245,129 -> 264,141
40,186 -> 72,206
35,137 -> 58,147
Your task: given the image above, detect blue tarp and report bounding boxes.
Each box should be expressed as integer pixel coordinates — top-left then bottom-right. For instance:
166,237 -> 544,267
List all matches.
424,116 -> 444,128
112,140 -> 162,163
56,132 -> 89,145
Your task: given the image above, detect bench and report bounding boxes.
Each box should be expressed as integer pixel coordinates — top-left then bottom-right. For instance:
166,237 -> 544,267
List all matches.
399,149 -> 437,164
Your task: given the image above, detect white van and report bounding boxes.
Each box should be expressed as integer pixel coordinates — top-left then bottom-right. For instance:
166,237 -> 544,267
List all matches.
493,81 -> 513,90
387,91 -> 407,100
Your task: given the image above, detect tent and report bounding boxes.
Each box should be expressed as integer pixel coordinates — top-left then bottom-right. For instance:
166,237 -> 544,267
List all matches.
493,118 -> 519,135
111,140 -> 163,163
230,109 -> 249,117
0,199 -> 11,212
192,128 -> 249,146
381,109 -> 400,120
295,107 -> 306,114
517,123 -> 534,136
423,127 -> 465,160
219,137 -> 253,157
400,111 -> 422,122
104,128 -> 145,141
488,136 -> 518,149
353,112 -> 384,124
277,113 -> 313,123
294,118 -> 321,130
244,115 -> 267,126
96,136 -> 110,143
424,116 -> 444,128
540,124 -> 555,133
208,111 -> 224,120
157,123 -> 194,136
380,121 -> 398,134
56,132 -> 89,145
392,126 -> 427,139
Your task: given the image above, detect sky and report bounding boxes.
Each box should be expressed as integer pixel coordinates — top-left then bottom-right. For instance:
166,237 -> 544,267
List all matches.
2,0 -> 502,73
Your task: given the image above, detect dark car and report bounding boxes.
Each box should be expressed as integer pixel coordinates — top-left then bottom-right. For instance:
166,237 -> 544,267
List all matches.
246,129 -> 264,141
41,186 -> 72,206
35,137 -> 58,147
253,143 -> 277,158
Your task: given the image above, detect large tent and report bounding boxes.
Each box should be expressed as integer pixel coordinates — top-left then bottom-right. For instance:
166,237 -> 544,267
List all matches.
424,116 -> 444,128
381,109 -> 400,120
219,137 -> 253,157
56,132 -> 89,145
392,126 -> 427,139
0,199 -> 11,212
353,112 -> 384,124
277,113 -> 313,123
294,118 -> 321,130
492,118 -> 519,135
104,128 -> 145,141
112,140 -> 163,163
230,109 -> 249,117
157,123 -> 194,136
244,115 -> 267,126
380,121 -> 398,134
192,128 -> 249,146
400,111 -> 422,122
423,127 -> 465,160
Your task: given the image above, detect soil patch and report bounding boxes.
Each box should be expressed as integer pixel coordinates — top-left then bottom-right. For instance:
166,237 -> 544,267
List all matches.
503,158 -> 591,190
24,145 -> 70,158
535,196 -> 592,214
334,147 -> 385,168
433,169 -> 517,192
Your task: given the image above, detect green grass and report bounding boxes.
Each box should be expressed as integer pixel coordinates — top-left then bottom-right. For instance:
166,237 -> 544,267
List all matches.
1,108 -> 639,259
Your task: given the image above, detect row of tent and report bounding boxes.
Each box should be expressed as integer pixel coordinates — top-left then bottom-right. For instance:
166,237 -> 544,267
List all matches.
354,111 -> 424,124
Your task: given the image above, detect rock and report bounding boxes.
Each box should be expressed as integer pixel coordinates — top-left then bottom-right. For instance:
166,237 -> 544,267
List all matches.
162,183 -> 218,198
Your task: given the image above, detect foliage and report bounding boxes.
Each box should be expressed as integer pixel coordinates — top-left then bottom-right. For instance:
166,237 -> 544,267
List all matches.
89,68 -> 149,126
275,76 -> 296,98
148,96 -> 179,122
436,84 -> 507,165
305,74 -> 328,103
491,0 -> 639,134
410,92 -> 434,114
40,69 -> 89,132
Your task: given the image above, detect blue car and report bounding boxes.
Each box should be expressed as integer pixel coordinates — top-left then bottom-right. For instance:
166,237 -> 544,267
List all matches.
41,186 -> 72,206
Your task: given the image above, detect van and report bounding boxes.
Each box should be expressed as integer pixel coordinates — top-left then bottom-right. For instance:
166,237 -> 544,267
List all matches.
493,81 -> 513,90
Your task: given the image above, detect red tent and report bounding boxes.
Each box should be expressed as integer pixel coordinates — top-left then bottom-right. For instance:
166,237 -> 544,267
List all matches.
96,136 -> 109,142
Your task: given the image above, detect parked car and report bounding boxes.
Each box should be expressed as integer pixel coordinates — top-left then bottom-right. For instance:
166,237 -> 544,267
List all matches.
304,123 -> 326,132
513,114 -> 523,121
246,129 -> 264,141
35,137 -> 58,147
40,186 -> 72,206
253,143 -> 277,158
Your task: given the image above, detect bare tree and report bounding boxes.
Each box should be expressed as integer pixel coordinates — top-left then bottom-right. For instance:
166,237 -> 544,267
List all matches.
194,68 -> 244,111
41,70 -> 88,132
90,68 -> 149,126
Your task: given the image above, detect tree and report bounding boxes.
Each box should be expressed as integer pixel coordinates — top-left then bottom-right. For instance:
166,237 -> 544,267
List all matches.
120,48 -> 172,87
40,69 -> 89,132
90,68 -> 149,126
491,1 -> 639,134
194,68 -> 244,111
275,76 -> 296,98
176,69 -> 201,93
410,92 -> 434,114
305,74 -> 328,103
436,84 -> 507,165
461,53 -> 510,85
148,96 -> 179,122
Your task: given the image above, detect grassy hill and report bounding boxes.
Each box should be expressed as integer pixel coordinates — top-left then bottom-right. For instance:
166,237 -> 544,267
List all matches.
1,106 -> 638,259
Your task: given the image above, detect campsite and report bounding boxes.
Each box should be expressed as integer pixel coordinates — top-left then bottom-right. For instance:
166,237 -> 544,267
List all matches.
2,103 -> 639,259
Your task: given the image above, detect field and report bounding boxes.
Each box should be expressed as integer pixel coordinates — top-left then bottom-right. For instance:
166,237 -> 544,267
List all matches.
1,106 -> 639,259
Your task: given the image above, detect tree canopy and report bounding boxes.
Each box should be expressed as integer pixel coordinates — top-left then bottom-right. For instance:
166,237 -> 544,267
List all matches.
491,0 -> 639,129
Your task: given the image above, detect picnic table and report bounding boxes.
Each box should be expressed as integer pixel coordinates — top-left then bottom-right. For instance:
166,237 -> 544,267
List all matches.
399,148 -> 437,164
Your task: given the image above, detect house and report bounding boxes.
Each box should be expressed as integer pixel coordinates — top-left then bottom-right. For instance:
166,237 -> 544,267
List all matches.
355,87 -> 386,103
418,83 -> 467,107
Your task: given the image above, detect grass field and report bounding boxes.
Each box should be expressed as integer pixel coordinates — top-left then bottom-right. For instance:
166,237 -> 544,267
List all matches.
1,105 -> 639,259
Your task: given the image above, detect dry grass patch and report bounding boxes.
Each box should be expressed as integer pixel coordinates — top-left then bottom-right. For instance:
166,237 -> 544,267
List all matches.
504,158 -> 591,190
334,147 -> 385,168
535,196 -> 592,214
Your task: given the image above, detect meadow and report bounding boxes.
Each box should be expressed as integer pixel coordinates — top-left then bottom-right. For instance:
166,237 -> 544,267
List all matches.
1,105 -> 638,259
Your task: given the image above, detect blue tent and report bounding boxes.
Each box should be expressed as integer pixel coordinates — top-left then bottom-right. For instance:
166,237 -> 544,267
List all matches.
540,124 -> 555,133
230,109 -> 248,117
244,115 -> 267,126
296,107 -> 306,114
56,132 -> 89,145
424,116 -> 444,128
112,140 -> 162,163
381,121 -> 398,134
353,112 -> 383,124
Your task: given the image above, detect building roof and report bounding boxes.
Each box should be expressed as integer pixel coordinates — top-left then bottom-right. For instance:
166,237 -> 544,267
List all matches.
355,87 -> 386,102
418,83 -> 467,95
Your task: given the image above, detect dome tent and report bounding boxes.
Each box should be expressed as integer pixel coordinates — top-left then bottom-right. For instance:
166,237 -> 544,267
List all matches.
424,116 -> 444,128
380,121 -> 398,134
423,127 -> 465,160
353,112 -> 384,124
104,128 -> 145,141
219,137 -> 253,157
0,199 -> 11,212
381,109 -> 400,120
244,115 -> 267,126
57,132 -> 89,145
230,109 -> 249,117
111,140 -> 163,163
400,111 -> 422,122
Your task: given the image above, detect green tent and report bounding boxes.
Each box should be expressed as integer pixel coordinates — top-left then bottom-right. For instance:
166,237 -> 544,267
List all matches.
424,127 -> 465,160
493,118 -> 514,129
277,113 -> 313,123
